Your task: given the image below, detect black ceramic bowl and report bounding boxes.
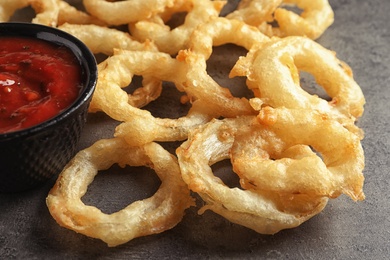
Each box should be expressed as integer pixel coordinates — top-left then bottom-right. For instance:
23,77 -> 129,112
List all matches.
0,22 -> 97,192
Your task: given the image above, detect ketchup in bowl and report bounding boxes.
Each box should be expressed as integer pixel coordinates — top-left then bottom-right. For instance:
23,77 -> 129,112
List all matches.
0,22 -> 97,192
0,36 -> 82,134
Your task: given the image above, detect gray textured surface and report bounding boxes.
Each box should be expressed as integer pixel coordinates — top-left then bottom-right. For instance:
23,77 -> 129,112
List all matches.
1,0 -> 389,259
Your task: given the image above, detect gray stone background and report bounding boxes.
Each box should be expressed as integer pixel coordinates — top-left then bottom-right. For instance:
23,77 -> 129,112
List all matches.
1,0 -> 389,259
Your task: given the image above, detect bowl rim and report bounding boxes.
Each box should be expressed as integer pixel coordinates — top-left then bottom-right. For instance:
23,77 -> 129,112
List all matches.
0,22 -> 97,140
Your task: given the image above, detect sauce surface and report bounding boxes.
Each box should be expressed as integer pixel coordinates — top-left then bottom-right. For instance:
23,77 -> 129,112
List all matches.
0,36 -> 82,134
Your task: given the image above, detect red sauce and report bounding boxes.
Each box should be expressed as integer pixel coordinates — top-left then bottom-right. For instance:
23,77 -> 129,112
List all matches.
0,36 -> 82,134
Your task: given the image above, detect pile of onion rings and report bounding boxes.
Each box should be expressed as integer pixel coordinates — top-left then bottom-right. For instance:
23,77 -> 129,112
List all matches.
5,0 -> 366,246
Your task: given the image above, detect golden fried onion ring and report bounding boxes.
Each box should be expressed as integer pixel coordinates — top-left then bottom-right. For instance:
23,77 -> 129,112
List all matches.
231,106 -> 365,201
177,112 -> 329,234
274,0 -> 334,39
231,36 -> 365,136
129,0 -> 226,54
226,0 -> 333,40
58,24 -> 162,108
91,49 -> 213,145
46,138 -> 194,247
83,0 -> 175,25
89,50 -> 186,116
178,17 -> 270,118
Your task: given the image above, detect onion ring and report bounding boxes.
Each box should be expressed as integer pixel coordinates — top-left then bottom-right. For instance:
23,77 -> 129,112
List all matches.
231,106 -> 365,201
273,0 -> 334,39
179,17 -> 270,118
82,0 -> 175,26
91,49 -> 214,145
231,36 -> 365,137
58,23 -> 163,109
177,114 -> 329,234
46,138 -> 194,247
129,0 -> 226,54
225,0 -> 334,40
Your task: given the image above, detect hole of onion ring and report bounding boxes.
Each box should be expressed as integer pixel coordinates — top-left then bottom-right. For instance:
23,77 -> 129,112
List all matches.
211,159 -> 242,190
299,71 -> 331,101
10,6 -> 36,22
123,75 -> 163,109
220,1 -> 239,17
81,164 -> 161,214
94,53 -> 110,64
123,75 -> 144,95
158,140 -> 184,156
143,81 -> 191,119
62,0 -> 86,11
206,44 -> 254,99
165,12 -> 187,30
